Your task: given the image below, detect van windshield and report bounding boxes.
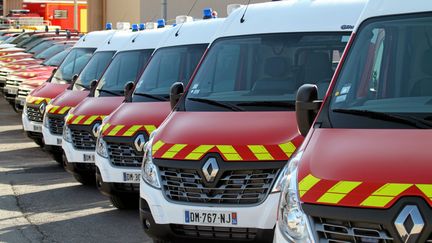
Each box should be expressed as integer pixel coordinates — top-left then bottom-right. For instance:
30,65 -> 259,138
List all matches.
132,44 -> 207,102
73,51 -> 115,91
51,48 -> 95,84
42,49 -> 70,67
328,14 -> 432,129
35,43 -> 70,60
184,33 -> 348,112
95,49 -> 153,97
28,40 -> 55,55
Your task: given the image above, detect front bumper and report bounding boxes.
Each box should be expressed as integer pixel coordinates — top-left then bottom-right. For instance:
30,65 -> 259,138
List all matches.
3,85 -> 18,101
273,224 -> 288,243
22,113 -> 42,133
140,179 -> 279,228
42,125 -> 62,147
95,153 -> 141,184
62,139 -> 96,164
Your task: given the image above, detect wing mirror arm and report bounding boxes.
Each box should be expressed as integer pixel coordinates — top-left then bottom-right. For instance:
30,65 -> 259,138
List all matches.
47,68 -> 57,83
296,84 -> 323,137
170,82 -> 184,110
88,80 -> 98,97
124,81 -> 135,103
68,74 -> 78,90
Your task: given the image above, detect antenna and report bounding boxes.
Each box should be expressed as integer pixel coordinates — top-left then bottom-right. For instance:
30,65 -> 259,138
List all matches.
240,0 -> 252,23
175,0 -> 198,37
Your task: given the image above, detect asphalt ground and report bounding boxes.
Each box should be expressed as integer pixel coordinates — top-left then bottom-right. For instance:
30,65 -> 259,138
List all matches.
0,98 -> 151,243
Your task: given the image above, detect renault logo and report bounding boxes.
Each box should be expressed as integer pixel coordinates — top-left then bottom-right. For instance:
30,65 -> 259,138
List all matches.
394,205 -> 424,243
39,103 -> 46,114
202,158 -> 219,183
134,134 -> 146,152
92,123 -> 101,137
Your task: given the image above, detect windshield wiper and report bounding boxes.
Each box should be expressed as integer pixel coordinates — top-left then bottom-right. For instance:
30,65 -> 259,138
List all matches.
74,82 -> 89,90
134,92 -> 168,101
97,89 -> 122,96
237,101 -> 296,109
332,109 -> 432,129
188,97 -> 244,111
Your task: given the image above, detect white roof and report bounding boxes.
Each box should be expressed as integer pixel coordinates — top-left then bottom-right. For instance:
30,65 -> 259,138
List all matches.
94,31 -> 134,53
215,0 -> 366,39
116,28 -> 168,52
74,30 -> 116,49
157,18 -> 224,48
356,0 -> 432,30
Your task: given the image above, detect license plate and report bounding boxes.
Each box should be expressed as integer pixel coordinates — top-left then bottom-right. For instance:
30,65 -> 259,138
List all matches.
56,138 -> 62,145
8,89 -> 17,94
185,210 -> 237,226
123,172 -> 140,182
33,125 -> 42,132
83,154 -> 95,162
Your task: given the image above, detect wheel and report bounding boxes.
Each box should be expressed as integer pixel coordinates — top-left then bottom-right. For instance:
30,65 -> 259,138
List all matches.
33,138 -> 44,147
73,172 -> 95,186
51,152 -> 64,165
109,194 -> 138,209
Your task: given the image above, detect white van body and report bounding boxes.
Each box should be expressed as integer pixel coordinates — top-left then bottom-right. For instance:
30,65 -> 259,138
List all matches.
139,0 -> 366,242
21,31 -> 115,137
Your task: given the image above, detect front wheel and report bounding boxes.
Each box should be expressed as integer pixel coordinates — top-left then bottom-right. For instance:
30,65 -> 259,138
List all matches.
109,194 -> 138,209
73,172 -> 95,186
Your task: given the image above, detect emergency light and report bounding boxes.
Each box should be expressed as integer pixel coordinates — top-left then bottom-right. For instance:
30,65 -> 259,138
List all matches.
139,23 -> 145,31
157,19 -> 166,28
132,24 -> 139,32
203,8 -> 212,19
106,23 -> 113,30
176,15 -> 193,24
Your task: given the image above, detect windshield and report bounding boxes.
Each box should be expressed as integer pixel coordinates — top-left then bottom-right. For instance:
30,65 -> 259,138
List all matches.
95,49 -> 153,97
73,51 -> 115,91
326,14 -> 432,129
28,40 -> 55,55
42,49 -> 70,66
35,43 -> 70,60
183,33 -> 348,112
51,48 -> 95,84
133,44 -> 207,102
24,38 -> 46,51
11,33 -> 30,45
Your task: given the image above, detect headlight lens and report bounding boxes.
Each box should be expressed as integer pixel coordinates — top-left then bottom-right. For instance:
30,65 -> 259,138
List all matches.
43,113 -> 49,128
96,137 -> 108,158
278,152 -> 313,242
63,125 -> 72,143
272,162 -> 290,193
23,102 -> 28,116
141,130 -> 161,189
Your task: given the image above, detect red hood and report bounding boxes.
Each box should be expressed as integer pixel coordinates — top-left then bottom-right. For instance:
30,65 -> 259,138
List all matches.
298,129 -> 432,209
101,102 -> 171,137
47,90 -> 89,115
29,82 -> 69,101
13,66 -> 54,78
0,52 -> 32,60
67,97 -> 124,125
151,111 -> 303,162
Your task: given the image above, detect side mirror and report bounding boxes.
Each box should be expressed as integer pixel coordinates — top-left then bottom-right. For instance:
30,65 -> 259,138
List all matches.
68,74 -> 79,90
88,80 -> 98,97
296,84 -> 322,137
47,68 -> 57,83
170,82 -> 184,110
124,81 -> 135,102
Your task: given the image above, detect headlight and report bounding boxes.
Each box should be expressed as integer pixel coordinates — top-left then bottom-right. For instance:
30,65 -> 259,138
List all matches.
63,125 -> 72,143
96,137 -> 108,158
278,152 -> 314,242
23,102 -> 28,116
43,113 -> 49,128
141,130 -> 161,189
272,162 -> 290,193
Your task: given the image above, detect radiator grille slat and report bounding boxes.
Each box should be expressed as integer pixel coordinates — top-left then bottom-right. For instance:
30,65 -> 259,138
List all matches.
71,129 -> 96,150
107,143 -> 143,167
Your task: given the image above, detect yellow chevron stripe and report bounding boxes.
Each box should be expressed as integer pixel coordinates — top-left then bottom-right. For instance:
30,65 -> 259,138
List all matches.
83,115 -> 99,125
101,123 -> 111,133
107,125 -> 125,136
185,145 -> 214,160
417,184 -> 432,200
317,181 -> 362,204
144,125 -> 157,134
58,106 -> 70,115
152,140 -> 165,153
299,174 -> 321,197
123,125 -> 142,137
161,144 -> 187,159
71,115 -> 85,124
361,183 -> 412,207
66,114 -> 74,123
248,145 -> 274,160
279,142 -> 296,157
217,145 -> 242,160
49,105 -> 59,113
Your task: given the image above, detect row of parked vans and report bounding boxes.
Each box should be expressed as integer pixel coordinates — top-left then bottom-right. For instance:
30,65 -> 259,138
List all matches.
0,0 -> 430,242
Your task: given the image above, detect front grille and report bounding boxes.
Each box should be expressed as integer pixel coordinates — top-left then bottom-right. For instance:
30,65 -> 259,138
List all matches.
160,167 -> 278,205
0,70 -> 10,83
107,143 -> 143,167
18,88 -> 30,97
48,116 -> 65,135
26,106 -> 43,122
313,217 -> 394,242
171,225 -> 257,240
6,78 -> 23,87
71,129 -> 96,150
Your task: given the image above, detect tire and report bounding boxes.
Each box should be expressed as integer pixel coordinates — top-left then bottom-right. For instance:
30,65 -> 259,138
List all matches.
73,172 -> 95,186
33,138 -> 44,147
51,152 -> 64,165
109,194 -> 138,209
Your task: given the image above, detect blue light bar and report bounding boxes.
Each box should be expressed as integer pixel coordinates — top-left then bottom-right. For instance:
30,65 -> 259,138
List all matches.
203,8 -> 212,19
132,24 -> 139,32
157,19 -> 166,28
106,22 -> 113,30
139,23 -> 145,31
